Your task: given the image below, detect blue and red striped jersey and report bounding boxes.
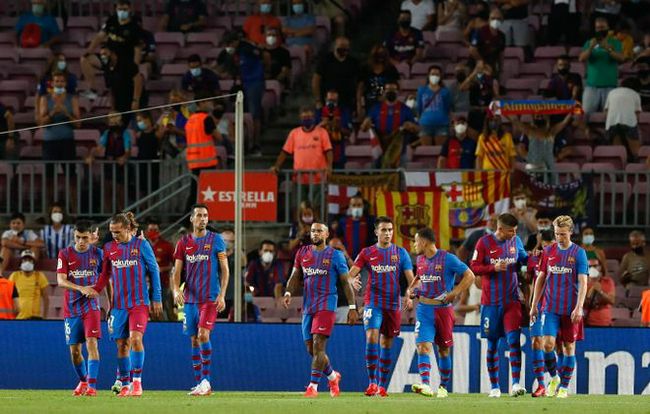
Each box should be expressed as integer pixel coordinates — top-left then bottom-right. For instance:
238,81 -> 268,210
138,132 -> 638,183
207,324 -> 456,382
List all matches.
354,244 -> 412,310
415,250 -> 468,307
294,245 -> 348,315
540,242 -> 588,316
174,231 -> 226,304
338,216 -> 373,259
527,252 -> 544,311
57,245 -> 103,318
471,233 -> 527,306
95,236 -> 162,309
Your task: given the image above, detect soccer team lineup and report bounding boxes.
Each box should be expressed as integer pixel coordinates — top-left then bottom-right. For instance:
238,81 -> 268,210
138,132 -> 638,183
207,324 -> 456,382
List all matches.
54,206 -> 591,400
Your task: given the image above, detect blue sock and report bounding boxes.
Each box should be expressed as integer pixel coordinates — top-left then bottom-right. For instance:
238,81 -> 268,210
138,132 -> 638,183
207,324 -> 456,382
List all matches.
192,345 -> 202,385
560,355 -> 576,389
438,354 -> 452,390
73,358 -> 87,382
200,341 -> 213,382
130,350 -> 145,381
378,347 -> 392,389
486,339 -> 499,389
365,342 -> 379,385
87,359 -> 99,390
532,348 -> 546,388
417,353 -> 431,386
506,331 -> 522,385
117,356 -> 131,387
544,351 -> 558,378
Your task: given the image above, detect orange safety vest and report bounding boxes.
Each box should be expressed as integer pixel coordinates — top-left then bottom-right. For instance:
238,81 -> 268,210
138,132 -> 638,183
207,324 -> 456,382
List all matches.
185,112 -> 218,170
0,278 -> 16,320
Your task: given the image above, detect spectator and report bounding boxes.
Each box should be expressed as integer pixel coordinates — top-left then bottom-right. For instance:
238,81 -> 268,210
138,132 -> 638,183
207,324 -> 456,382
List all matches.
357,44 -> 400,116
635,33 -> 650,61
547,0 -> 581,46
16,0 -> 61,48
614,20 -> 634,62
619,230 -> 650,287
37,71 -> 80,164
244,240 -> 285,298
456,213 -> 498,264
416,65 -> 452,146
156,89 -> 189,157
461,61 -> 500,139
336,194 -> 375,260
584,262 -> 615,327
40,202 -> 74,260
1,213 -> 43,275
581,226 -> 609,278
271,107 -> 332,203
145,217 -> 175,320
283,0 -> 316,55
243,0 -> 282,47
288,200 -> 317,251
438,116 -> 476,169
36,52 -> 79,120
181,54 -> 220,96
315,89 -> 353,169
509,189 -> 538,243
0,103 -> 17,160
544,55 -> 583,101
579,17 -> 625,115
385,10 -> 425,66
469,8 -> 505,76
449,63 -> 470,112
437,0 -> 467,32
9,250 -> 49,319
464,1 -> 489,45
605,77 -> 642,161
401,0 -> 435,31
135,111 -> 160,194
160,0 -> 207,33
221,227 -> 247,317
509,113 -> 573,182
312,36 -> 360,111
636,57 -> 650,111
498,0 -> 530,49
360,81 -> 419,168
212,103 -> 235,160
524,211 -> 553,251
262,27 -> 291,88
221,32 -> 265,154
133,14 -> 157,77
81,0 -> 143,99
0,271 -> 19,319
475,115 -> 515,171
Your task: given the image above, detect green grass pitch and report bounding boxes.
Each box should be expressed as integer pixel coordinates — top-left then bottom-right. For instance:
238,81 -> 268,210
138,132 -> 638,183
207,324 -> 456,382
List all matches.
1,391 -> 649,414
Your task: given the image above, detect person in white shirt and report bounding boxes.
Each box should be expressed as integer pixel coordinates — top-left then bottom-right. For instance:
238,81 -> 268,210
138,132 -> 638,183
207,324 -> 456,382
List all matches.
604,77 -> 642,160
401,0 -> 435,31
1,212 -> 44,275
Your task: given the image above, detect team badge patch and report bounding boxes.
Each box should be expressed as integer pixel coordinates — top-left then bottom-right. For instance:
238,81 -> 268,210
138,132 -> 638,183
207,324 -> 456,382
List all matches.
509,246 -> 516,254
435,264 -> 443,271
89,258 -> 97,267
391,255 -> 399,263
322,258 -> 330,266
568,256 -> 575,263
130,248 -> 139,256
204,244 -> 211,251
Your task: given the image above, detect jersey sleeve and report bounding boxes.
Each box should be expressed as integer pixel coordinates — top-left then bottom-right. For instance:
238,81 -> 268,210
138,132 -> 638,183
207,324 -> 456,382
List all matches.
516,236 -> 528,264
333,250 -> 349,277
214,233 -> 226,253
399,247 -> 413,271
141,241 -> 162,302
470,236 -> 495,276
576,247 -> 589,276
173,238 -> 185,261
352,248 -> 367,269
446,253 -> 469,278
282,129 -> 295,154
96,248 -> 104,271
56,249 -> 68,275
293,247 -> 303,270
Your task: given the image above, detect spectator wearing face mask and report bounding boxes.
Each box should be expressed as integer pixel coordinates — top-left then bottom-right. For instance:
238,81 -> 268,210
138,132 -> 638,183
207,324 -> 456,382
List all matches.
416,65 -> 452,146
262,27 -> 291,88
357,44 -> 400,117
524,211 -> 553,252
9,250 -> 49,319
581,226 -> 609,278
508,190 -> 537,243
145,217 -> 175,320
16,0 -> 61,49
438,116 -> 476,169
40,202 -> 74,259
584,253 -> 615,327
385,10 -> 425,66
283,0 -> 316,57
469,8 -> 506,76
245,240 -> 286,298
619,230 -> 650,287
336,195 -> 375,260
243,0 -> 282,47
460,60 -> 500,139
36,53 -> 78,120
315,89 -> 353,169
135,111 -> 160,195
449,63 -> 470,113
288,201 -> 317,251
1,213 -> 44,275
545,56 -> 583,102
181,54 -> 220,96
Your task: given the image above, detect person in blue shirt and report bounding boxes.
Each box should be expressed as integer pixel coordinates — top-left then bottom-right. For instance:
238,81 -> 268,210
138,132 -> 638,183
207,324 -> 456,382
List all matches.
416,65 -> 453,146
16,0 -> 61,48
182,54 -> 220,96
283,0 -> 316,55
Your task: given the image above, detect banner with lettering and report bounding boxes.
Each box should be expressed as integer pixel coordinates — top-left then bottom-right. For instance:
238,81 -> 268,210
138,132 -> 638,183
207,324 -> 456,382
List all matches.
489,99 -> 583,116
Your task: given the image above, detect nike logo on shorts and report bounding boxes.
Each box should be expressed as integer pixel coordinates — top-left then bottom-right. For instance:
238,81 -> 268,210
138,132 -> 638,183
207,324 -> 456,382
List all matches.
136,324 -> 143,328
318,326 -> 326,331
91,330 -> 98,334
206,321 -> 213,325
445,340 -> 452,345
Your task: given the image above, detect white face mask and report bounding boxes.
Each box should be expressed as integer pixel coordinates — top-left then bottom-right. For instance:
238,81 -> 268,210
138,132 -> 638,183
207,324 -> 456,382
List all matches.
405,98 -> 416,109
514,199 -> 526,209
226,47 -> 236,55
51,212 -> 63,223
588,266 -> 601,278
429,75 -> 440,85
454,124 -> 467,135
261,251 -> 274,264
266,35 -> 277,46
583,234 -> 595,245
21,261 -> 34,272
490,19 -> 502,30
538,225 -> 551,231
302,215 -> 313,224
350,207 -> 364,219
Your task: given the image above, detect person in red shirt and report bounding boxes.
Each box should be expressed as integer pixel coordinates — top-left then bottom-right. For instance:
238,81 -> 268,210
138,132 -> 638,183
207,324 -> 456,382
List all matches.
584,256 -> 615,327
243,0 -> 283,47
145,217 -> 175,321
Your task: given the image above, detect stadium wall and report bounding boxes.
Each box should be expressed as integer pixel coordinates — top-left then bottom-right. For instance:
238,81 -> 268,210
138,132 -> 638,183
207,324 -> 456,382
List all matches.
0,322 -> 648,394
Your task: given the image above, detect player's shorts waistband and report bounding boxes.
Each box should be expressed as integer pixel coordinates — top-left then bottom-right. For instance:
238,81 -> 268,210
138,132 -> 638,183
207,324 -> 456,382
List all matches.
417,296 -> 444,305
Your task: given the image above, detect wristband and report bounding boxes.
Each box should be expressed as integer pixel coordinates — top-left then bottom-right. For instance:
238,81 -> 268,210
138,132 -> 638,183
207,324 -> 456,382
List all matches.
284,291 -> 291,297
348,304 -> 357,310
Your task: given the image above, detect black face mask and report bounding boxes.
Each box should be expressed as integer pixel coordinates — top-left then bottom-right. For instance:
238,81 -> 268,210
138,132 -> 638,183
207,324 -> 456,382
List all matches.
336,48 -> 349,58
632,246 -> 645,255
558,67 -> 569,75
385,91 -> 397,102
212,109 -> 225,118
488,121 -> 498,131
639,70 -> 650,79
326,100 -> 337,111
399,20 -> 411,29
595,29 -> 608,40
456,72 -> 467,82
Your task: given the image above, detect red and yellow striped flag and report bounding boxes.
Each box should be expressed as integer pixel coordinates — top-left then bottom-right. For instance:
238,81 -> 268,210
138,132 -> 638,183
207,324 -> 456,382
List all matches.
375,191 -> 450,252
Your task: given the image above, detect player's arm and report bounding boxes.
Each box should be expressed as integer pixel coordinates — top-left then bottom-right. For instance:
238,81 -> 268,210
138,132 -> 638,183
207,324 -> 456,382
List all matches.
282,265 -> 303,308
447,268 -> 476,303
515,236 -> 528,265
216,251 -> 229,312
142,241 -> 162,304
348,249 -> 366,291
91,252 -> 112,296
470,238 -> 496,275
530,250 -> 548,321
172,258 -> 184,306
57,272 -> 92,296
339,271 -> 359,325
573,249 -> 589,323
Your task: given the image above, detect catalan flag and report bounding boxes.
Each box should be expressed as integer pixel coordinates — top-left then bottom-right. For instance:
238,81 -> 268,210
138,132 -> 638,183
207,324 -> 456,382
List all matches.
375,191 -> 450,252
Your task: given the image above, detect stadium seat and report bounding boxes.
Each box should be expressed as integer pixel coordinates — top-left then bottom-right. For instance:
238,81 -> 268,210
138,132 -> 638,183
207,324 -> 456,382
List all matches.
412,145 -> 441,165
518,62 -> 553,80
606,259 -> 619,276
0,79 -> 31,106
436,30 -> 464,45
399,79 -> 423,94
394,61 -> 410,80
554,162 -> 581,183
593,145 -> 627,170
505,78 -> 539,99
0,48 -> 18,66
17,47 -> 52,64
596,182 -> 632,220
0,32 -> 15,46
0,96 -> 20,113
19,145 -> 43,159
504,47 -> 525,63
186,32 -> 220,48
611,307 -> 632,321
410,62 -> 429,78
160,63 -> 188,82
345,145 -> 374,167
533,46 -> 566,64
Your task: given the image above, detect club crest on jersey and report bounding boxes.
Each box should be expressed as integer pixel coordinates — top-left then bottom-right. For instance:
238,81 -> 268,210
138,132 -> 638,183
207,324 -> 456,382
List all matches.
203,244 -> 211,251
435,264 -> 443,271
396,204 -> 430,241
391,255 -> 399,263
509,246 -> 516,254
89,258 -> 97,267
322,258 -> 330,266
568,256 -> 575,263
130,248 -> 139,256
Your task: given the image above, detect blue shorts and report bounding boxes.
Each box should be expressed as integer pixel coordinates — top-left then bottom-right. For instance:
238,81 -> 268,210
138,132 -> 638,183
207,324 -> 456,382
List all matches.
301,311 -> 335,341
480,302 -> 522,341
414,304 -> 455,346
362,306 -> 401,337
107,305 -> 149,341
183,302 -> 217,337
419,123 -> 449,137
64,310 -> 101,345
243,80 -> 264,119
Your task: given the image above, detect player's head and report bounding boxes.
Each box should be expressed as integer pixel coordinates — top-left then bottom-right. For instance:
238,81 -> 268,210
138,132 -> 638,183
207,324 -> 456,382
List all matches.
73,220 -> 93,252
310,222 -> 329,247
110,212 -> 137,243
190,204 -> 209,232
552,215 -> 574,247
414,227 -> 436,255
495,213 -> 518,241
540,228 -> 555,248
375,216 -> 394,247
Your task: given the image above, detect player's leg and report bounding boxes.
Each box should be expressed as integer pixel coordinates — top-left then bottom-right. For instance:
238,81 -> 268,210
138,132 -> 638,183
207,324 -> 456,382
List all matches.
194,302 -> 217,395
65,317 -> 88,396
481,305 -> 502,396
109,309 -> 132,396
127,305 -> 149,396
541,311 -> 561,396
311,311 -> 340,397
301,313 -> 320,397
84,310 -> 101,396
376,308 -> 400,396
434,306 -> 454,397
362,307 -> 381,394
183,303 -> 202,391
504,303 -> 525,396
531,334 -> 547,396
412,303 -> 434,396
556,316 -> 582,397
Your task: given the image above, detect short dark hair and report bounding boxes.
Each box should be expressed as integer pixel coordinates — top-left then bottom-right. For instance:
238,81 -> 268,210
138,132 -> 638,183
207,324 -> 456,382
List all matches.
259,239 -> 276,249
375,216 -> 393,228
188,54 -> 202,64
416,227 -> 436,243
557,54 -> 570,62
535,211 -> 553,221
117,0 -> 131,6
540,229 -> 554,243
498,213 -> 519,228
10,212 -> 25,222
191,204 -> 209,216
399,9 -> 411,16
428,64 -> 443,74
621,77 -> 641,92
74,220 -> 93,233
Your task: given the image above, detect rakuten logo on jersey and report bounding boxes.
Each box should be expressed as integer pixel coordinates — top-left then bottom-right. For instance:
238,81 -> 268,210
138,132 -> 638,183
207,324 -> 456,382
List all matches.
70,270 -> 95,279
489,257 -> 516,265
303,267 -> 328,276
186,254 -> 210,263
371,264 -> 397,273
548,265 -> 573,274
112,259 -> 139,268
419,274 -> 442,282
